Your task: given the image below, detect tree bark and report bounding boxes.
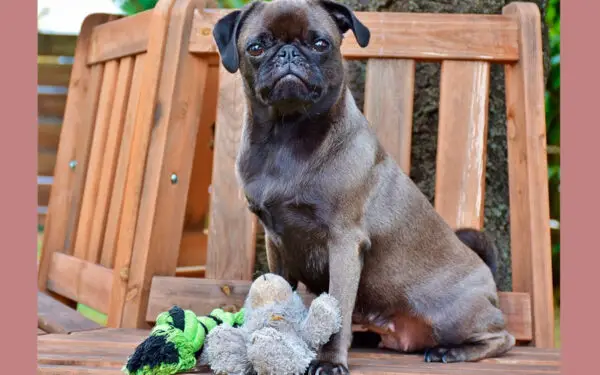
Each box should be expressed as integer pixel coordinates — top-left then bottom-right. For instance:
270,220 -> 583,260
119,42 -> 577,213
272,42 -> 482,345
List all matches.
254,0 -> 549,292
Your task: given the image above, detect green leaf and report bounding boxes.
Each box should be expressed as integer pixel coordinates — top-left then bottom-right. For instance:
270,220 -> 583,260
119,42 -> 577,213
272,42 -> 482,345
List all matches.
548,165 -> 560,181
113,0 -> 159,14
219,0 -> 270,8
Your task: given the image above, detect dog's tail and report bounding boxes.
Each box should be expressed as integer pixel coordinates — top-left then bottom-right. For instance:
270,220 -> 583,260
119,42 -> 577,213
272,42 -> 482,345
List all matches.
455,228 -> 498,278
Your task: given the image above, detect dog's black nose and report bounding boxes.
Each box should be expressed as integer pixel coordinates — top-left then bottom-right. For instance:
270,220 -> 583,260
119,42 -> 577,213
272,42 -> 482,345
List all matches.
277,45 -> 300,63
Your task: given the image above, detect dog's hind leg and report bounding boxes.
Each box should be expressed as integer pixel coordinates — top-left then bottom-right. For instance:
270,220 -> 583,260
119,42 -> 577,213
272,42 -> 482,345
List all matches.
424,330 -> 515,363
423,290 -> 516,363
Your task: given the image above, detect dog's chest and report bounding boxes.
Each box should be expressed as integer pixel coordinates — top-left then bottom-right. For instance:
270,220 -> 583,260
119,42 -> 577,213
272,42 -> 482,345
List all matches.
238,146 -> 331,240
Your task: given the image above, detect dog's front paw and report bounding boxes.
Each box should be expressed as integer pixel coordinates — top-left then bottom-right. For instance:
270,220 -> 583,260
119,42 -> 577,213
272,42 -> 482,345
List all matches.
306,360 -> 349,375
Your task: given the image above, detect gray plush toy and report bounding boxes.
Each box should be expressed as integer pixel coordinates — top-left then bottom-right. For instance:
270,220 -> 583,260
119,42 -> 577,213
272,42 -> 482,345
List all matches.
201,273 -> 342,375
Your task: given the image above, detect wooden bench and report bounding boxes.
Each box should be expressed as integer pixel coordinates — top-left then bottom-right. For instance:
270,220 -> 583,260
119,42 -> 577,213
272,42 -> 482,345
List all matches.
37,0 -> 559,373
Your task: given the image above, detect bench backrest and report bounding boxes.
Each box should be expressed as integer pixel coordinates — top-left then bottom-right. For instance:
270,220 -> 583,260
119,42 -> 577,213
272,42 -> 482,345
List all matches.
189,2 -> 553,348
37,0 -> 216,328
37,0 -> 554,348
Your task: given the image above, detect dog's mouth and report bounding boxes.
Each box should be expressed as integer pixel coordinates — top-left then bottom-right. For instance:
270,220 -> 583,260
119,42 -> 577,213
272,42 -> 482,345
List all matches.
273,73 -> 305,89
260,73 -> 323,106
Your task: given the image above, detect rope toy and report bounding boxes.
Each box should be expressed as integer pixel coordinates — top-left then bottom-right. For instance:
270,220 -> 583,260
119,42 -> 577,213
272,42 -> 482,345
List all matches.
123,305 -> 245,375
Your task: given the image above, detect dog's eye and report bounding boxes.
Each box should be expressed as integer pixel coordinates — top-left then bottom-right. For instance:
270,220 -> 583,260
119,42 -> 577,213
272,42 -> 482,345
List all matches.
312,39 -> 330,52
247,43 -> 265,57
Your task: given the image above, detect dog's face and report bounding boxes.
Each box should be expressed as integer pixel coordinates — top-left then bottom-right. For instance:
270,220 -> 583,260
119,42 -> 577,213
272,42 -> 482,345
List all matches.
213,0 -> 370,114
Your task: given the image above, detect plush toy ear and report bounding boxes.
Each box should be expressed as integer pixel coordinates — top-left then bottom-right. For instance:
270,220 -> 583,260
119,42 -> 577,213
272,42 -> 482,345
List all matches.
212,2 -> 261,73
320,0 -> 371,48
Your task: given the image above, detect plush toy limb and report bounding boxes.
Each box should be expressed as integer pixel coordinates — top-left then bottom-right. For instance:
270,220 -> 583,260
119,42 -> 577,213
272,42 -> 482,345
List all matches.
123,306 -> 245,375
300,293 -> 342,350
205,325 -> 253,375
248,327 -> 315,375
195,309 -> 245,368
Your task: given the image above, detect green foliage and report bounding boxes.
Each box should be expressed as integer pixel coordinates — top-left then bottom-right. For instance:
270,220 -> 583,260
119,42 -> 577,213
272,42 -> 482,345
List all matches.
113,0 -> 159,14
545,0 -> 560,289
216,0 -> 272,7
113,0 -> 262,14
546,0 -> 560,150
216,0 -> 257,7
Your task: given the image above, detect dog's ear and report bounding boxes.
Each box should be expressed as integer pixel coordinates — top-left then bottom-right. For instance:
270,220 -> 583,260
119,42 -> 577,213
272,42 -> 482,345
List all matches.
320,0 -> 370,48
213,10 -> 243,73
212,3 -> 259,73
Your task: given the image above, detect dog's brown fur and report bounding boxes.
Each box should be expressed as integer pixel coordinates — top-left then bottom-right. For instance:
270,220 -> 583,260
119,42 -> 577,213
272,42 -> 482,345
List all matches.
212,1 -> 515,373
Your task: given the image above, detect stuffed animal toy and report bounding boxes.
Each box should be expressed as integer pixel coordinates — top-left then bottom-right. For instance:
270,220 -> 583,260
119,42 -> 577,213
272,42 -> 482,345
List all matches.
202,273 -> 342,375
123,305 -> 245,375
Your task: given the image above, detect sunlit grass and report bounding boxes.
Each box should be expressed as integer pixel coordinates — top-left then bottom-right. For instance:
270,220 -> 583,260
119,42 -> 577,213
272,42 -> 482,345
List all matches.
77,304 -> 108,326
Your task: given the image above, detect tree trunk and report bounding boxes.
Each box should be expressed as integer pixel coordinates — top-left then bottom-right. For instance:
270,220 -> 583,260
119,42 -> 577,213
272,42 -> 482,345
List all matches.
255,0 -> 549,292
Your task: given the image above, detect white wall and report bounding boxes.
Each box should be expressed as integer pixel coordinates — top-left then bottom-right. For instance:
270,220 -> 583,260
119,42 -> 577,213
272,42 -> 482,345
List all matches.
38,0 -> 124,35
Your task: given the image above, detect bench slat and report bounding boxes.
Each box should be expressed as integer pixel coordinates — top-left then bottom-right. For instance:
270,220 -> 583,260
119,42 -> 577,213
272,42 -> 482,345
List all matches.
38,188 -> 50,208
38,291 -> 102,334
38,63 -> 73,87
89,57 -> 135,267
73,60 -> 120,263
205,66 -> 257,281
38,117 -> 62,151
364,59 -> 415,173
38,176 -> 53,207
38,93 -> 67,118
38,330 -> 559,375
190,10 -> 519,62
65,63 -> 106,252
38,33 -> 77,57
38,149 -> 57,176
47,253 -> 113,315
88,11 -> 152,64
503,3 -> 554,348
38,365 -> 124,375
100,54 -> 147,269
435,61 -> 490,229
175,265 -> 207,278
38,354 -> 125,369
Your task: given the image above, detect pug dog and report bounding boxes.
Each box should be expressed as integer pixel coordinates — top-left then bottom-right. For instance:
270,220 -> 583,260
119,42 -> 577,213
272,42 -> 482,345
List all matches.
212,0 -> 515,373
